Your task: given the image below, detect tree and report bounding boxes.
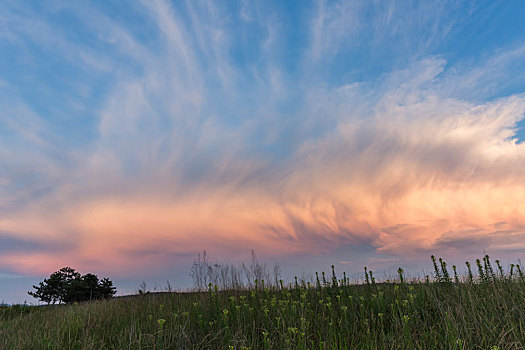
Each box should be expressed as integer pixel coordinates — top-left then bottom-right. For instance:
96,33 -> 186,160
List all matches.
28,267 -> 116,304
98,278 -> 117,298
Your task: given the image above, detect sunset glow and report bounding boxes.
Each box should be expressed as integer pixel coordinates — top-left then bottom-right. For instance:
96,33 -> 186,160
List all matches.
1,0 -> 525,302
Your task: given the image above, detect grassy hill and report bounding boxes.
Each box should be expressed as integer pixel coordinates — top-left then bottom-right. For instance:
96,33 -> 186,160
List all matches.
1,257 -> 525,349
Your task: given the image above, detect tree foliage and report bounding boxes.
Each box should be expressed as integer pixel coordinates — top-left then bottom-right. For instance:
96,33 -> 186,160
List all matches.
28,267 -> 116,304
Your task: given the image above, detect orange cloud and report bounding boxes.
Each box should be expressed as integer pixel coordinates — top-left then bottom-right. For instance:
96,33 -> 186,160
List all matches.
2,54 -> 525,278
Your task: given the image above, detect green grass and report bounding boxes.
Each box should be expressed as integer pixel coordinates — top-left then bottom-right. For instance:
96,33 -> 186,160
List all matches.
1,257 -> 525,349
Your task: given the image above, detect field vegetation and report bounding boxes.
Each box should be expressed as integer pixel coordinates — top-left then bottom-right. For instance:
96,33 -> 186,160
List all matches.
1,254 -> 525,349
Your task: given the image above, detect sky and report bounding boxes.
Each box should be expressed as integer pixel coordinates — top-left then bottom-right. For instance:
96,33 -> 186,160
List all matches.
1,0 -> 525,303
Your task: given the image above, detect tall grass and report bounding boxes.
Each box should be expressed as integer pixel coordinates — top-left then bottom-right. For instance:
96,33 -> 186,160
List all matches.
1,255 -> 525,349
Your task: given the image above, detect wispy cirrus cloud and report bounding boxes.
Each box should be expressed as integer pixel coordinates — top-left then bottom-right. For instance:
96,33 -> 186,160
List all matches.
1,0 -> 525,301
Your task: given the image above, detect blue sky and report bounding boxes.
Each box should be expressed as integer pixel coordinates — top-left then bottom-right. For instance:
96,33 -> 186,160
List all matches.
1,0 -> 525,303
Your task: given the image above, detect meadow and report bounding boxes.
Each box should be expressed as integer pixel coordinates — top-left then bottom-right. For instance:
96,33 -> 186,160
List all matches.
1,255 -> 525,349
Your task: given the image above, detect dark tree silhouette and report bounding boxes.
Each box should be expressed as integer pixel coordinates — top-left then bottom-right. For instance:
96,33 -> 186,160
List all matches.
28,267 -> 116,304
